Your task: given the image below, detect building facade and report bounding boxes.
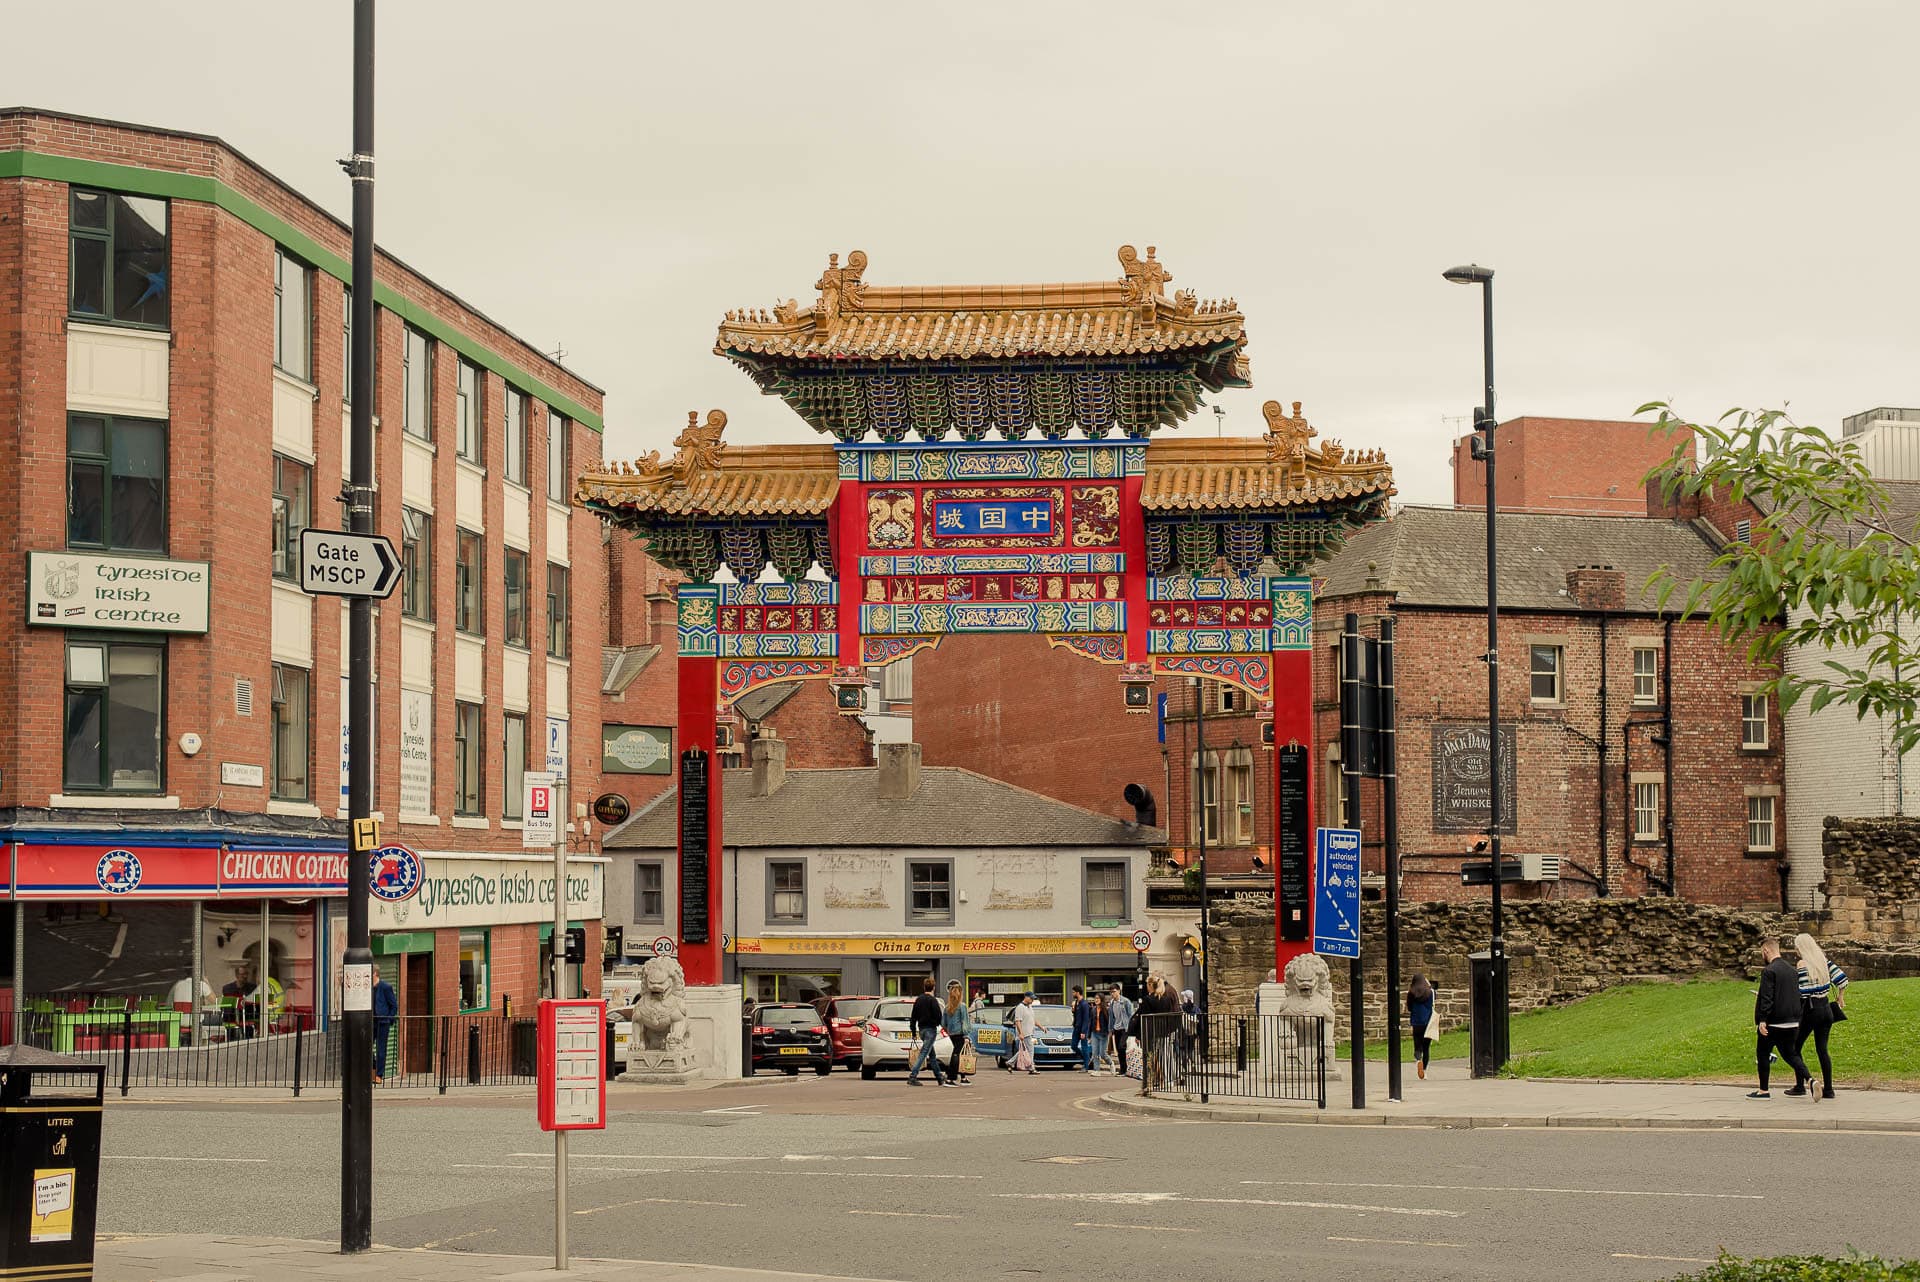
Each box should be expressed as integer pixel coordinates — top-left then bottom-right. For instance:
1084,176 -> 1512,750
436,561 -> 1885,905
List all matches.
0,110 -> 607,1039
1451,416 -> 1692,516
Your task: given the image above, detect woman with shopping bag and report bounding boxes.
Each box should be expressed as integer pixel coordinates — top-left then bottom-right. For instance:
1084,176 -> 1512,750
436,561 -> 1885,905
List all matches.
943,980 -> 976,1085
1407,975 -> 1439,1080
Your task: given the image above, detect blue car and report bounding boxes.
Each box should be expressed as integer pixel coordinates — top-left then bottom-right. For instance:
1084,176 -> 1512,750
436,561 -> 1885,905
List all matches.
973,1003 -> 1079,1069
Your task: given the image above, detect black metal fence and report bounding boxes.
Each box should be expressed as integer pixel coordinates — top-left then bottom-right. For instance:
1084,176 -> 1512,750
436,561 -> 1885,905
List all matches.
3,1000 -> 549,1096
1134,1011 -> 1327,1108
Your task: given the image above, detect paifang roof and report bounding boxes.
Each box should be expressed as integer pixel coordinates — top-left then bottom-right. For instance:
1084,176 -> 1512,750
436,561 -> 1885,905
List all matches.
1141,403 -> 1395,513
1316,505 -> 1726,612
605,765 -> 1163,851
574,413 -> 840,518
715,246 -> 1250,382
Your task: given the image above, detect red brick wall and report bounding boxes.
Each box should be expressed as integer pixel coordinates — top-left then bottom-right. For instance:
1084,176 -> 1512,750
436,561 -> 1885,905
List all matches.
1454,417 -> 1693,517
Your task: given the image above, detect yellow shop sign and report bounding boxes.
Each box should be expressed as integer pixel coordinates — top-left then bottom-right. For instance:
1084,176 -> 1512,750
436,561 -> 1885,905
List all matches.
730,934 -> 1143,957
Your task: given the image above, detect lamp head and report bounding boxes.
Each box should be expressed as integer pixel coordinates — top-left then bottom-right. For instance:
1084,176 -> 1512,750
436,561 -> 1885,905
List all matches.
1443,264 -> 1494,285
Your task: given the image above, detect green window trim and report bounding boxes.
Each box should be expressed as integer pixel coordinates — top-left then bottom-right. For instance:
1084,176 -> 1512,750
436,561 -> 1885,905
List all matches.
3,149 -> 603,432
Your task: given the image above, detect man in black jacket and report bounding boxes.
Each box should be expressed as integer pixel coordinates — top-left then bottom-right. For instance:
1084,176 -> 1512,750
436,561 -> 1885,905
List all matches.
1751,938 -> 1813,1099
907,978 -> 950,1087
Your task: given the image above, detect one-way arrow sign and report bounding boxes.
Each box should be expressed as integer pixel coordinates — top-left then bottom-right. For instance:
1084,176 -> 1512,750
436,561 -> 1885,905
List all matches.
299,528 -> 400,599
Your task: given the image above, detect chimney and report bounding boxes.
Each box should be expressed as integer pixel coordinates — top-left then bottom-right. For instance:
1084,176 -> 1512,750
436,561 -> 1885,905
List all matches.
749,732 -> 788,797
1566,564 -> 1626,612
877,742 -> 923,800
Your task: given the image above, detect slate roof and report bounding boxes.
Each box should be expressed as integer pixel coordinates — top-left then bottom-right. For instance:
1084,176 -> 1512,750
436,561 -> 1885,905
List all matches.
1316,505 -> 1725,612
602,645 -> 660,696
604,765 -> 1163,851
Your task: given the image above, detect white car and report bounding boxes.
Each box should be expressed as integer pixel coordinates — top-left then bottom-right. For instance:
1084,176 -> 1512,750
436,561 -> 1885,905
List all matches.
859,998 -> 954,1080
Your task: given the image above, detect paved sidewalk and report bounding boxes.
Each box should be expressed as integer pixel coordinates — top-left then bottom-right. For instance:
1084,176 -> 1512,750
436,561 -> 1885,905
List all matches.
97,1235 -> 900,1282
1098,1060 -> 1920,1131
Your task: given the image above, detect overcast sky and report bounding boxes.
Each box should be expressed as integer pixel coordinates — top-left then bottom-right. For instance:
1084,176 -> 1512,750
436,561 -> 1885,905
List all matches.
12,1 -> 1918,504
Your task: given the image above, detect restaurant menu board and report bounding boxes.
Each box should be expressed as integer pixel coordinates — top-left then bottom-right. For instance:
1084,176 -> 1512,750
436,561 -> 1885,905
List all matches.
678,749 -> 710,944
536,998 -> 607,1131
1277,745 -> 1311,942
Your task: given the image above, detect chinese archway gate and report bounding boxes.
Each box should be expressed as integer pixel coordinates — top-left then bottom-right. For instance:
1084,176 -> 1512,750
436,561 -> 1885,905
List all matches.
579,247 -> 1394,986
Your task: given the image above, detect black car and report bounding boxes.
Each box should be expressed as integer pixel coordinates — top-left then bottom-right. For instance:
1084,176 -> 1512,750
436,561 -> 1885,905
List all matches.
750,1003 -> 833,1075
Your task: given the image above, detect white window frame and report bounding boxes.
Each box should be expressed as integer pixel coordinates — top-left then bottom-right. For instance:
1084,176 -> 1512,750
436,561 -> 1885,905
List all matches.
1529,644 -> 1563,705
1632,647 -> 1658,706
1747,794 -> 1777,852
1741,693 -> 1769,750
1633,780 -> 1662,842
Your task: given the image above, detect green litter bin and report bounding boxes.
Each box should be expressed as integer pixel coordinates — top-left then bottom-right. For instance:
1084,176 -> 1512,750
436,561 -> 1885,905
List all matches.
0,1044 -> 105,1281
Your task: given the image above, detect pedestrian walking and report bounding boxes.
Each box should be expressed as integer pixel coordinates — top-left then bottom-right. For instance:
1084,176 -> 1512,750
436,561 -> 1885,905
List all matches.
1750,938 -> 1813,1101
1407,974 -> 1438,1081
943,980 -> 976,1085
371,974 -> 398,1084
907,977 -> 950,1087
1108,983 -> 1134,1073
1070,986 -> 1092,1070
1792,932 -> 1849,1100
1011,991 -> 1038,1074
1085,992 -> 1109,1075
1136,975 -> 1177,1091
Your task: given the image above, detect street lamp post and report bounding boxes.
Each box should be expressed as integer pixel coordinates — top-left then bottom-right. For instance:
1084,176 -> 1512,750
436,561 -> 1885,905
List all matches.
1443,263 -> 1509,1072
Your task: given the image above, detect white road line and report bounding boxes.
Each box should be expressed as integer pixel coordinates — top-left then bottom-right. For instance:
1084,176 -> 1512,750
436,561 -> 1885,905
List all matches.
848,1210 -> 960,1220
103,1156 -> 269,1164
1329,1236 -> 1465,1249
747,1171 -> 982,1181
1242,1179 -> 1761,1201
450,1163 -> 672,1174
575,1197 -> 746,1215
1613,1254 -> 1718,1265
419,1228 -> 497,1250
999,1192 -> 1461,1219
701,1104 -> 766,1114
510,1152 -> 763,1161
1073,1222 -> 1198,1233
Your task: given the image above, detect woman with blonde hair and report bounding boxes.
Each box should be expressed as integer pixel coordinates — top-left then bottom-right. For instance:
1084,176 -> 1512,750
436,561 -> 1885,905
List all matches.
942,980 -> 975,1085
1791,932 -> 1849,1100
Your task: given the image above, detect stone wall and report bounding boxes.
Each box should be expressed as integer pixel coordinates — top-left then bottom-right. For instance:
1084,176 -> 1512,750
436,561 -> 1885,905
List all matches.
1822,816 -> 1920,942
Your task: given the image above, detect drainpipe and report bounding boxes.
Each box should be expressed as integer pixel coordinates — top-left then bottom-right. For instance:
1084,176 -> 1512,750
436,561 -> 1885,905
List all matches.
1663,614 -> 1676,898
1597,617 -> 1610,896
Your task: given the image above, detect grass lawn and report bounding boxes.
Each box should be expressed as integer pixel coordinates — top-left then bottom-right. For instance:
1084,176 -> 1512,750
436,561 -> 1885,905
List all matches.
1346,976 -> 1920,1085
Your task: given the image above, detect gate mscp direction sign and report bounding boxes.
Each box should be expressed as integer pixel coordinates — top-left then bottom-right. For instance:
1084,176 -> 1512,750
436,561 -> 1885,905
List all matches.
1313,827 -> 1362,959
298,529 -> 399,599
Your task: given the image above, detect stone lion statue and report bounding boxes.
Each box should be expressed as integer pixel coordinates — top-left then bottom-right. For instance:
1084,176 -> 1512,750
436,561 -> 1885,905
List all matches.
624,955 -> 690,1050
1269,953 -> 1338,1073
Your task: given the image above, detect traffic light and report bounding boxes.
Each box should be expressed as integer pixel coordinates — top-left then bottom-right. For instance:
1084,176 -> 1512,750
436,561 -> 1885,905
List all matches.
564,926 -> 587,964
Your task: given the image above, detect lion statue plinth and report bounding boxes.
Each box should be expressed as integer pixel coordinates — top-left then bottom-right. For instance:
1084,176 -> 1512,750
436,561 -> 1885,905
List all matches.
1258,952 -> 1342,1081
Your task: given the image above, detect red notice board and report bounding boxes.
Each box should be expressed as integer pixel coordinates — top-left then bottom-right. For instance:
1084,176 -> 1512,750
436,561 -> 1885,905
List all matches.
536,998 -> 608,1131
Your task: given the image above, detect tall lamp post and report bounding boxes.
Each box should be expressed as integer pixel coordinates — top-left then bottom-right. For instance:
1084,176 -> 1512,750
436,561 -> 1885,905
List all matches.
1442,263 -> 1509,1072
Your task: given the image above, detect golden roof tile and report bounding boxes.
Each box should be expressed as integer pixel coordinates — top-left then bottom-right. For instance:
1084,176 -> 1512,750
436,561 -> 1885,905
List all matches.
574,411 -> 840,517
1141,401 -> 1396,511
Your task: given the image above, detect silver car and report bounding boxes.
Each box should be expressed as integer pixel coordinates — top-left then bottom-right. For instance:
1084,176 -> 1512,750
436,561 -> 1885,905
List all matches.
859,997 -> 953,1080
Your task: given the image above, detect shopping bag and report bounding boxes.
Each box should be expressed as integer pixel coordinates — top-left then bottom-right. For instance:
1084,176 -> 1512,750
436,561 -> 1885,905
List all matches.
1014,1042 -> 1035,1072
1126,1041 -> 1144,1080
958,1043 -> 979,1076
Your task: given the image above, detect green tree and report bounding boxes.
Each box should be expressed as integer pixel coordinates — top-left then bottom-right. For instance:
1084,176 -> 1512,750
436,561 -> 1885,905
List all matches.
1643,404 -> 1920,755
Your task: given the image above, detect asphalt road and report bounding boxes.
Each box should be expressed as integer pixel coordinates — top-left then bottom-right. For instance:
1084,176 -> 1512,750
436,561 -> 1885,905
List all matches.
99,1072 -> 1920,1281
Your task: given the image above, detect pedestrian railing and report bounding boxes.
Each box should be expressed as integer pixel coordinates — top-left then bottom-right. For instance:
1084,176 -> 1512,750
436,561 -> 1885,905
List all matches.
3,1001 -> 555,1097
1134,1011 -> 1327,1108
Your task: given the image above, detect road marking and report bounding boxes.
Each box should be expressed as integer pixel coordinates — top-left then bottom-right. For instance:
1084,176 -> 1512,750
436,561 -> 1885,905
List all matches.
848,1210 -> 960,1220
450,1163 -> 671,1174
511,1152 -> 762,1161
1613,1254 -> 1718,1264
1330,1236 -> 1465,1249
1242,1179 -> 1762,1201
746,1170 -> 982,1181
999,1192 -> 1461,1219
103,1156 -> 269,1164
575,1197 -> 747,1215
1073,1222 -> 1198,1233
701,1104 -> 766,1114
420,1228 -> 497,1250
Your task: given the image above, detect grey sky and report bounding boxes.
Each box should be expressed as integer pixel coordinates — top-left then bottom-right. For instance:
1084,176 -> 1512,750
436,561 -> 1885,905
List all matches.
13,1 -> 1918,503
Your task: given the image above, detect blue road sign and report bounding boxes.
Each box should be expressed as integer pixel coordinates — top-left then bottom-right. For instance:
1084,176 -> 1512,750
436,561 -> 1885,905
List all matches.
1156,693 -> 1168,744
1313,827 -> 1361,958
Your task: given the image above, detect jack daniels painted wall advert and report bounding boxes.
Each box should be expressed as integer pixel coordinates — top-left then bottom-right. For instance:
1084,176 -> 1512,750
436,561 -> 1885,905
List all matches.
678,749 -> 711,944
1431,722 -> 1519,835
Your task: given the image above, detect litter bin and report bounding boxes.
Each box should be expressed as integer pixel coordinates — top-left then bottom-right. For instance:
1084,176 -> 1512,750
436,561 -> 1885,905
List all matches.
510,1018 -> 539,1078
1468,950 -> 1510,1078
1,1045 -> 105,1280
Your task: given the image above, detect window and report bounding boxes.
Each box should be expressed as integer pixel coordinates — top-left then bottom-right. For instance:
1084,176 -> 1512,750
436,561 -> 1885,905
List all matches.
1215,685 -> 1242,714
1191,750 -> 1220,845
880,657 -> 913,704
1529,644 -> 1563,703
546,409 -> 569,503
69,188 -> 168,327
1747,795 -> 1777,852
907,861 -> 953,924
270,664 -> 310,801
1225,746 -> 1255,846
635,862 -> 665,924
273,249 -> 311,378
456,360 -> 483,464
400,508 -> 433,621
67,414 -> 166,552
503,712 -> 526,820
271,455 -> 311,580
1741,694 -> 1769,749
768,861 -> 806,923
1735,518 -> 1752,544
546,563 -> 570,658
1325,759 -> 1349,828
402,325 -> 433,441
504,387 -> 527,485
458,929 -> 489,1011
454,529 -> 484,634
63,640 -> 163,793
1632,647 -> 1659,706
454,701 -> 483,817
1633,781 -> 1662,842
1083,860 -> 1128,924
504,548 -> 529,646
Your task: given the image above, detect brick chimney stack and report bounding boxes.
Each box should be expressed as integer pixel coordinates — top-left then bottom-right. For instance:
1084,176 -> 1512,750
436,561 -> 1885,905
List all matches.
749,732 -> 788,797
1566,564 -> 1626,611
877,743 -> 923,799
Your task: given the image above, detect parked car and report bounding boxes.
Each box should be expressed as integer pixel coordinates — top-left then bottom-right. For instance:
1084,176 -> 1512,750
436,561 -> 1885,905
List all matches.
859,998 -> 953,1081
749,1003 -> 832,1075
815,994 -> 883,1071
973,1003 -> 1080,1069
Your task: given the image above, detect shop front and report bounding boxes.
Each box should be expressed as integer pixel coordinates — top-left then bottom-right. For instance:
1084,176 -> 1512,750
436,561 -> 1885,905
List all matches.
3,834 -> 348,1044
731,934 -> 1149,1012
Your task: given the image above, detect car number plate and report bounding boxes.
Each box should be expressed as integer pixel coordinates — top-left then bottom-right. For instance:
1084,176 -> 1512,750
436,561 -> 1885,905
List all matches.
779,1046 -> 809,1055
895,1031 -> 914,1041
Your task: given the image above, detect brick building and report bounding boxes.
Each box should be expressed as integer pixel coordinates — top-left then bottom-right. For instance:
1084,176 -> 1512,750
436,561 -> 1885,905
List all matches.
1,110 -> 608,1048
1452,417 -> 1691,516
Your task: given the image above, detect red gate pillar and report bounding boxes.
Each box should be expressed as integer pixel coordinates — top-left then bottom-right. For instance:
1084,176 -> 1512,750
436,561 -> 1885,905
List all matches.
1272,643 -> 1315,973
678,655 -> 723,986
